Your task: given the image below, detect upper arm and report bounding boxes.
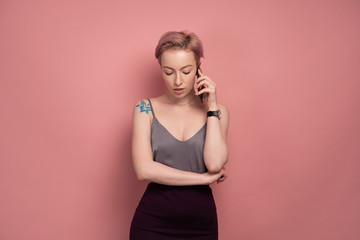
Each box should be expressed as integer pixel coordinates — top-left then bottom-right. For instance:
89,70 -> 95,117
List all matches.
132,99 -> 153,176
218,103 -> 230,140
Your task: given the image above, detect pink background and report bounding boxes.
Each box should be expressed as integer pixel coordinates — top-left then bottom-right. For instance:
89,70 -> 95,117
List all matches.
1,0 -> 359,239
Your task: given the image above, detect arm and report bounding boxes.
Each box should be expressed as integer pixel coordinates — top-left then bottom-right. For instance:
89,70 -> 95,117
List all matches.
131,100 -> 224,186
203,104 -> 229,173
195,70 -> 230,173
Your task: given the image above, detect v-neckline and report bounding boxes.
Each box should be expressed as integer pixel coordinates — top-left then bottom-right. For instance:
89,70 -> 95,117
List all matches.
152,117 -> 207,143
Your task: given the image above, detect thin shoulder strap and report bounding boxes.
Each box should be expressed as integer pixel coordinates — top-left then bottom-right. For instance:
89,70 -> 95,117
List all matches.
147,98 -> 155,118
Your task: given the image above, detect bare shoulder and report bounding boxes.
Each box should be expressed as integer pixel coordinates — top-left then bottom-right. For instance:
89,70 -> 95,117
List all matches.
133,99 -> 153,119
145,95 -> 169,113
147,95 -> 167,106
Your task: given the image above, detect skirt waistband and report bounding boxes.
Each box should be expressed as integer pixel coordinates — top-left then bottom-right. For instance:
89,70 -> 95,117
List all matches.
148,182 -> 211,191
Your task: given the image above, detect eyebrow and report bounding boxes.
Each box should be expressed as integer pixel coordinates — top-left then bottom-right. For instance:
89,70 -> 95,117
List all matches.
162,65 -> 193,70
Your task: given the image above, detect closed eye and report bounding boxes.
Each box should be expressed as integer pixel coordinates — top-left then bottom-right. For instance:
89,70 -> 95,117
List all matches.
183,72 -> 190,75
165,72 -> 173,75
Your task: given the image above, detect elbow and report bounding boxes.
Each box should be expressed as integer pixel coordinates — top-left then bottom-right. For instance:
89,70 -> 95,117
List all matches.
205,154 -> 228,174
133,159 -> 156,182
207,162 -> 228,173
134,168 -> 148,181
207,165 -> 223,174
204,146 -> 228,173
136,173 -> 146,181
205,157 -> 228,174
206,161 -> 225,173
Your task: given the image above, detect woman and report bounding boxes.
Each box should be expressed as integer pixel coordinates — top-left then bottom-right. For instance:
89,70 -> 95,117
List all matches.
130,30 -> 229,240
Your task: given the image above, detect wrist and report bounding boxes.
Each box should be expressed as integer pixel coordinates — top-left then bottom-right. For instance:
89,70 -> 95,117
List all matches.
207,104 -> 219,111
202,172 -> 212,185
207,109 -> 221,120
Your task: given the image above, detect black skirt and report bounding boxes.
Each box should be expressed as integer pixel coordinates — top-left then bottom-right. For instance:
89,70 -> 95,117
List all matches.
130,182 -> 218,240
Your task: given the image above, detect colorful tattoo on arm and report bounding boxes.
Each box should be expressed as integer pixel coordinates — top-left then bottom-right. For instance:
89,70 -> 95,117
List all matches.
136,100 -> 151,115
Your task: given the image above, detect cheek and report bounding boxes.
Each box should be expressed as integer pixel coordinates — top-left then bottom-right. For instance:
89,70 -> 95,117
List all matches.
185,74 -> 196,83
162,75 -> 173,85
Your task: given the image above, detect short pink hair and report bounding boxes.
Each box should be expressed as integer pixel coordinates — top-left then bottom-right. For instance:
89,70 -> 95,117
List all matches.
155,30 -> 204,66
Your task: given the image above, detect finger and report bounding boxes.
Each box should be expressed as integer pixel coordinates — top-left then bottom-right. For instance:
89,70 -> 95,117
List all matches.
195,76 -> 207,84
219,176 -> 226,183
193,82 -> 198,93
196,76 -> 215,87
195,88 -> 209,96
217,177 -> 225,184
196,79 -> 214,89
195,87 -> 214,96
196,75 -> 211,83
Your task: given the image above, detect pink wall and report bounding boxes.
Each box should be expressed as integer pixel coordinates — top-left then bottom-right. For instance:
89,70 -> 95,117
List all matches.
1,0 -> 359,239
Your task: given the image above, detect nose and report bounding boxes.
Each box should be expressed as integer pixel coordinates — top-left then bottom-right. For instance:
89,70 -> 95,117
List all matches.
174,72 -> 182,86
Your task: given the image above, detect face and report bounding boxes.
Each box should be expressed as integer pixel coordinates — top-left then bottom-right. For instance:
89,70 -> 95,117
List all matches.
160,49 -> 198,99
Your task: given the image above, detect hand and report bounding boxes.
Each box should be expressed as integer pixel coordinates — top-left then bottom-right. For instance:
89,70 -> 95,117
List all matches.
203,167 -> 227,185
194,69 -> 218,110
216,167 -> 227,184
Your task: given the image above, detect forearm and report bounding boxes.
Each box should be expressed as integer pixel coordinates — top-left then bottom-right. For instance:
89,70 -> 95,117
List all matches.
203,116 -> 228,173
135,160 -> 211,186
194,72 -> 230,173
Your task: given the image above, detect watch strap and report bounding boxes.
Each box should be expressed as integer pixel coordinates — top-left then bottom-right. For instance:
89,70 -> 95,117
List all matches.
207,110 -> 221,120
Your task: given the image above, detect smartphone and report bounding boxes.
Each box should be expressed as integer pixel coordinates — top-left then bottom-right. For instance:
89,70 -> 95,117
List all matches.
196,66 -> 205,103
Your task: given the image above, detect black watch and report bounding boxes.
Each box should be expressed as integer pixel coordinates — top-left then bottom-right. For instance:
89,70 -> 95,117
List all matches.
207,110 -> 221,120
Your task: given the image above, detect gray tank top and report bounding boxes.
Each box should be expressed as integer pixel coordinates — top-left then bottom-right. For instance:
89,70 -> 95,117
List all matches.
148,99 -> 208,173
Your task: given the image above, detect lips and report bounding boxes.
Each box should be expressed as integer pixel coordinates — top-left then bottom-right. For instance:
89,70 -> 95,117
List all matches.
173,88 -> 185,94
